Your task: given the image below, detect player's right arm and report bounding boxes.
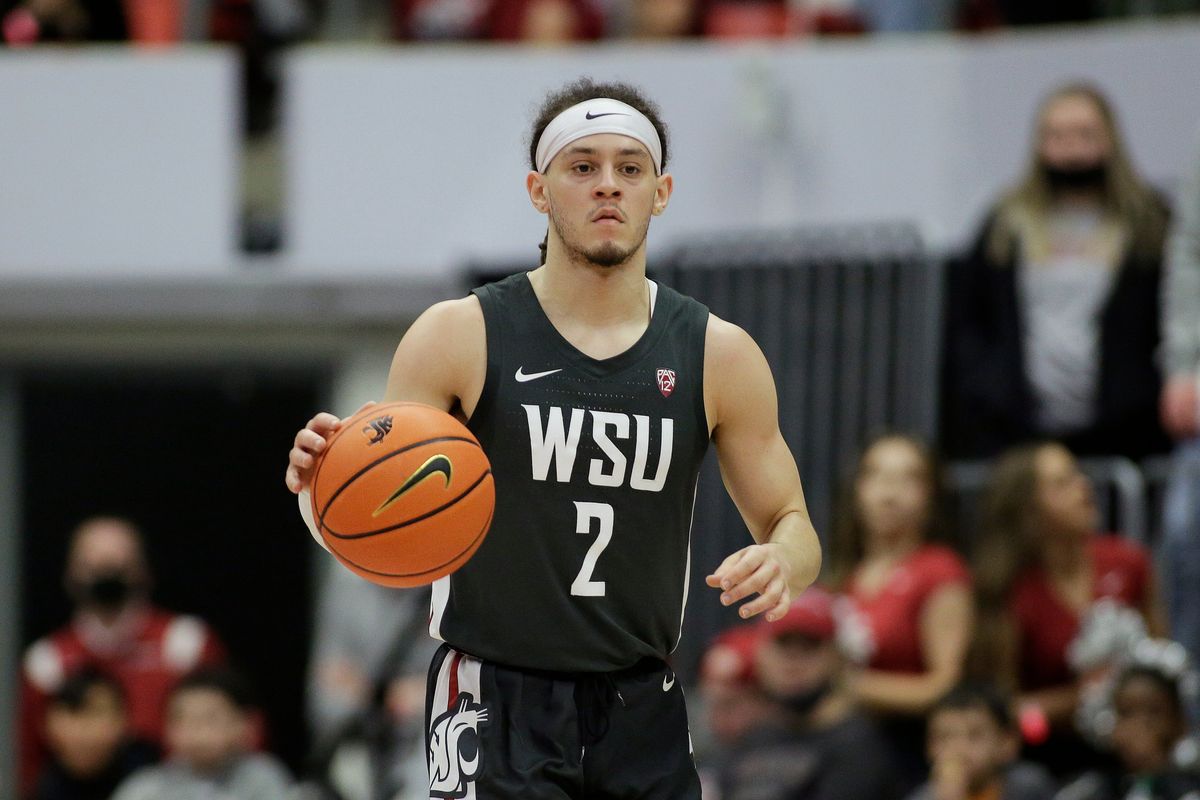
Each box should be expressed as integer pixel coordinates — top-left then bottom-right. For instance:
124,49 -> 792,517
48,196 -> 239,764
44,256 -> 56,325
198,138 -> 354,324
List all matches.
284,296 -> 485,494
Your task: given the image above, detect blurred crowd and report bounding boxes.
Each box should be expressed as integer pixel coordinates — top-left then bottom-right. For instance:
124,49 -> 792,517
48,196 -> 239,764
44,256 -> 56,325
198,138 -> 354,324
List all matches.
689,79 -> 1200,800
10,35 -> 1200,800
2,0 -> 1200,47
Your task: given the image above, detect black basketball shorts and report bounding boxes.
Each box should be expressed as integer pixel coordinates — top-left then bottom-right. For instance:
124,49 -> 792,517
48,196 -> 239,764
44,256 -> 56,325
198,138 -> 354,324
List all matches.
424,643 -> 702,800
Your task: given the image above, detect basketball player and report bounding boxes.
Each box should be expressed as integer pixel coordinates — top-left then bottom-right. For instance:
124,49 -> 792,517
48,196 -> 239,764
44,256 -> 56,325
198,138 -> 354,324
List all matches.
285,78 -> 822,799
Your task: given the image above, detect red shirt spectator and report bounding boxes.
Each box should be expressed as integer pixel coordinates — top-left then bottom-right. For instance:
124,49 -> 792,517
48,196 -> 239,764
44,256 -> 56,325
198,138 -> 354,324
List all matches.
18,517 -> 225,795
845,544 -> 972,673
1010,535 -> 1150,690
481,0 -> 604,41
391,0 -> 603,41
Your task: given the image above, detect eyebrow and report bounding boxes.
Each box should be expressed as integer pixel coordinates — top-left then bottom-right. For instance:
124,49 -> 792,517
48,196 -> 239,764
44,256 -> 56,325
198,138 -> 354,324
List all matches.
563,146 -> 651,159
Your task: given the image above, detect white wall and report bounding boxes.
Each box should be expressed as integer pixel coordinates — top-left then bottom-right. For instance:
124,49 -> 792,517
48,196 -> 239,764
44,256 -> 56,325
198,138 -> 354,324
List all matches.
284,23 -> 1200,276
2,25 -> 1199,283
0,48 -> 239,276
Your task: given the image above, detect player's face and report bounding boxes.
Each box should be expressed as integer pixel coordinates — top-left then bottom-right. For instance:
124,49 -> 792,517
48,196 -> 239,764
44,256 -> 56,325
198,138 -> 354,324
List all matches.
529,133 -> 672,269
1033,444 -> 1097,538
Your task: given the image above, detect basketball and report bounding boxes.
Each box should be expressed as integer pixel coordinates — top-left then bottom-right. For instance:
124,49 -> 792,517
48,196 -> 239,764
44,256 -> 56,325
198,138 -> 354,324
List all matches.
308,402 -> 495,588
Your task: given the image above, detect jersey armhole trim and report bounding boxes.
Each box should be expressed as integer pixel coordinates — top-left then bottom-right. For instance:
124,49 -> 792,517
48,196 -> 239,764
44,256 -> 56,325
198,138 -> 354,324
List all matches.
695,304 -> 712,443
467,285 -> 501,430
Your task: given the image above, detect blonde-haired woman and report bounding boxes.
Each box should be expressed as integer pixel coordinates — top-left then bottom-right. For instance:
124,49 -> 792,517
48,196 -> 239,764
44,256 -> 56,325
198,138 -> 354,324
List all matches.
942,82 -> 1171,460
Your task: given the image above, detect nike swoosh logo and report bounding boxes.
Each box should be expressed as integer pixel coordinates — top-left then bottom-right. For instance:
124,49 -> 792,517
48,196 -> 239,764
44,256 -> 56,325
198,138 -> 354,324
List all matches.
585,111 -> 628,120
515,367 -> 563,383
372,454 -> 452,518
663,674 -> 676,692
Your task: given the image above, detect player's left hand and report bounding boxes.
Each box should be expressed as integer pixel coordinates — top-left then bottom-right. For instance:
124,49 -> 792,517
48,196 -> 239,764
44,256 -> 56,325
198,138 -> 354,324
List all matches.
706,542 -> 792,622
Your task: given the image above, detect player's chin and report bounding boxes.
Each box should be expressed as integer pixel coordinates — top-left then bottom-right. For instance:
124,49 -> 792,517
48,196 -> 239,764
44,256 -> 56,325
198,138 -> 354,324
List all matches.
584,243 -> 634,269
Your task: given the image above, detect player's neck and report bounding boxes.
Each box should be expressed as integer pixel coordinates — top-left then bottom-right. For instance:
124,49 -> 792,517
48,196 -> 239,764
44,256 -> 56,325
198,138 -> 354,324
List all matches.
530,259 -> 650,328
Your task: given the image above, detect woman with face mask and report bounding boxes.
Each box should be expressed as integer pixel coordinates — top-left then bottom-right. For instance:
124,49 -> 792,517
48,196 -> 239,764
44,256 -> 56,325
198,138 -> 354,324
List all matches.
941,83 -> 1171,461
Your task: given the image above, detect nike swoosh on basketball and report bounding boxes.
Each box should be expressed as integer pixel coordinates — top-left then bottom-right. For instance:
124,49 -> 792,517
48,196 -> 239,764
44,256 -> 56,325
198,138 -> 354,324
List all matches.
372,454 -> 453,518
515,367 -> 563,383
585,111 -> 628,120
662,674 -> 676,692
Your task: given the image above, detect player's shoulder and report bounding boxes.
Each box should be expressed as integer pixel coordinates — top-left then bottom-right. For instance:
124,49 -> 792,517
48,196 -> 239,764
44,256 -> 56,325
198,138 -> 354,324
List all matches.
404,296 -> 485,349
704,313 -> 760,364
416,295 -> 484,328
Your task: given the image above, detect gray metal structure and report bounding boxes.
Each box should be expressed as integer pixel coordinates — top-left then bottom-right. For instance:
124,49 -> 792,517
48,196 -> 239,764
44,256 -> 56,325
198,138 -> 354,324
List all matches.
655,223 -> 943,676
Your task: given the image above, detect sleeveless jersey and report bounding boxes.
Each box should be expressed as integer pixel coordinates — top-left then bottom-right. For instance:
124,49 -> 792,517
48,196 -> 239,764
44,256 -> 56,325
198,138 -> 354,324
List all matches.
428,272 -> 711,672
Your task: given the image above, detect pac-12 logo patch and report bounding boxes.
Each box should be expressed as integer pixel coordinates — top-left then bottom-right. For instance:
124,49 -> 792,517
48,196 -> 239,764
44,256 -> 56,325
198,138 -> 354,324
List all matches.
657,369 -> 677,398
428,692 -> 490,798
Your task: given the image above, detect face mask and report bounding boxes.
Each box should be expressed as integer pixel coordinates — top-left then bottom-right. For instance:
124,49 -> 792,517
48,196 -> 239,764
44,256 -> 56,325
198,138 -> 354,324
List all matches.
1042,163 -> 1107,191
75,571 -> 136,610
778,679 -> 834,717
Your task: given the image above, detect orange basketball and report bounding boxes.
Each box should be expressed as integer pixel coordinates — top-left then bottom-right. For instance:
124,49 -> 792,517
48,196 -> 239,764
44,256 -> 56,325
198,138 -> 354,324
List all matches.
309,402 -> 495,588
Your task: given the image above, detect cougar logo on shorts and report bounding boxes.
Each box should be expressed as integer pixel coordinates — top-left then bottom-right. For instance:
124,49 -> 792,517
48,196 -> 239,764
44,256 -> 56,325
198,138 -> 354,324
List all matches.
362,414 -> 394,445
428,692 -> 490,798
657,368 -> 676,398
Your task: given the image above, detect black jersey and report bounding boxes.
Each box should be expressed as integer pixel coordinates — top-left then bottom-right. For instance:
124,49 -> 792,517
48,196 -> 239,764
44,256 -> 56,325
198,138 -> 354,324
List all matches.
428,272 -> 711,673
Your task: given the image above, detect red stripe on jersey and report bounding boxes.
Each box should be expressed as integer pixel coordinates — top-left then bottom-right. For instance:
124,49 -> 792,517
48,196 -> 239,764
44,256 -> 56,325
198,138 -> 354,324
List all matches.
447,651 -> 463,711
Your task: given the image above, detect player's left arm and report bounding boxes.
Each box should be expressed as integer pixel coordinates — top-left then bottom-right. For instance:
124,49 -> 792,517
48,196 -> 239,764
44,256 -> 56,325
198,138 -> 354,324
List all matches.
704,315 -> 822,622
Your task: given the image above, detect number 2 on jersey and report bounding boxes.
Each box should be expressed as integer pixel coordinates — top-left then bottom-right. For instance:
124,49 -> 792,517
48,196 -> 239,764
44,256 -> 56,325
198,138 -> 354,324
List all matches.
571,501 -> 612,597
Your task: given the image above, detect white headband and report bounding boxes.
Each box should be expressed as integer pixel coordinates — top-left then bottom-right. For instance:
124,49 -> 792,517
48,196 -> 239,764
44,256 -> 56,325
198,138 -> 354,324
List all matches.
535,98 -> 663,175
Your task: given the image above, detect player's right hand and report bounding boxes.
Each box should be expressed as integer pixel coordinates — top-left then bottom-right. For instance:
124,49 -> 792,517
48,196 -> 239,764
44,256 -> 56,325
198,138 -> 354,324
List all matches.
285,403 -> 376,493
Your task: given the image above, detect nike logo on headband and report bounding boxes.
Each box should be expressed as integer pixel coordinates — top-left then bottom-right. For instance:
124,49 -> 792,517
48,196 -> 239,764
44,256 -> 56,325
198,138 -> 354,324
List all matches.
585,111 -> 628,120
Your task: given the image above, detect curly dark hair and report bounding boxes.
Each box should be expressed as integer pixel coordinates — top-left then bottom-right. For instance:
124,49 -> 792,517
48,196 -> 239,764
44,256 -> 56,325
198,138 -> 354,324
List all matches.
527,77 -> 670,172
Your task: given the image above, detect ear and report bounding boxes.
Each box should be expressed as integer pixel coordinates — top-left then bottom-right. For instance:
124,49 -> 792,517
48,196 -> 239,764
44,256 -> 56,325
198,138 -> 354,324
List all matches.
652,172 -> 674,216
527,171 -> 550,215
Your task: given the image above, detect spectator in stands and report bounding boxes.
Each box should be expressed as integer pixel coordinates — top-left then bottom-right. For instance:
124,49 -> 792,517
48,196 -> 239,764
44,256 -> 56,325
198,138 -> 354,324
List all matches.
481,0 -> 604,40
856,0 -> 955,32
391,0 -> 488,39
829,434 -> 974,789
719,588 -> 899,800
391,0 -> 603,41
695,622 -> 777,792
971,442 -> 1166,779
31,668 -> 157,800
942,82 -> 1171,461
113,666 -> 292,800
1,0 -> 126,44
1160,133 -> 1200,706
698,624 -> 776,746
625,0 -> 703,37
906,682 -> 1056,800
1058,647 -> 1200,800
19,516 -> 225,797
